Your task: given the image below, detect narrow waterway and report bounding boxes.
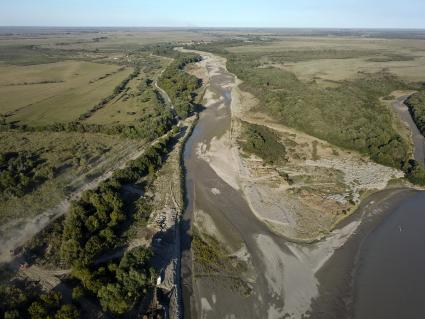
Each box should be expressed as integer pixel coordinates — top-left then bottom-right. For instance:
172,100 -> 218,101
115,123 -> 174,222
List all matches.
180,51 -> 425,319
392,96 -> 425,167
348,97 -> 425,319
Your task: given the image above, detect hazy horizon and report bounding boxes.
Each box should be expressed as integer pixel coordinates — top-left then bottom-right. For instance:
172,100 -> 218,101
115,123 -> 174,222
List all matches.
1,0 -> 425,29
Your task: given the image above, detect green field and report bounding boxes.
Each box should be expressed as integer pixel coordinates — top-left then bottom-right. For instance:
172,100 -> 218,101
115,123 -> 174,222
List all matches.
0,61 -> 132,125
0,130 -> 146,224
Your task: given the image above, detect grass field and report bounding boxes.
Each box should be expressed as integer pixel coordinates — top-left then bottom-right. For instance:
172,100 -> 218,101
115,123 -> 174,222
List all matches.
85,55 -> 170,125
0,130 -> 146,224
0,30 -> 219,53
0,61 -> 132,125
226,36 -> 425,86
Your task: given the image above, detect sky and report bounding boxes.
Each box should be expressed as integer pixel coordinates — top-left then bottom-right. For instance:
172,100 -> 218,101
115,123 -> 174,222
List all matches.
1,0 -> 424,29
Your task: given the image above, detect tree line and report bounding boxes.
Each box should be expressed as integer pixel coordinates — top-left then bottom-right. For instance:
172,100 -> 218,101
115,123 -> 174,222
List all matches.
59,132 -> 176,314
225,52 -> 425,185
157,53 -> 203,119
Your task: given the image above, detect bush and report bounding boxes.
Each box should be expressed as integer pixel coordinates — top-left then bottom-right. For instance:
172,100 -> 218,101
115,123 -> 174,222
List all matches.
241,123 -> 286,165
227,53 -> 410,170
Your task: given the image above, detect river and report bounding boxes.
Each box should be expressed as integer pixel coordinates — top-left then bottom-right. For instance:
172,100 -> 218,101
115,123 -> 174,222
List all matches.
180,51 -> 425,319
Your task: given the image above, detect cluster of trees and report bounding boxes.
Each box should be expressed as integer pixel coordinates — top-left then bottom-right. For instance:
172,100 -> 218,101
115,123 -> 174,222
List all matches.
59,133 -> 174,314
241,123 -> 287,165
78,66 -> 141,121
228,54 -> 413,169
72,247 -> 155,314
10,113 -> 174,143
0,286 -> 79,319
404,91 -> 425,184
157,53 -> 202,119
61,134 -> 174,266
0,151 -> 51,199
4,75 -> 176,142
406,91 -> 425,136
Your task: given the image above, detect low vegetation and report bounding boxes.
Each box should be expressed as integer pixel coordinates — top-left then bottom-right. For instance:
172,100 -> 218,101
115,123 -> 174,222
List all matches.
192,228 -> 251,295
78,66 -> 141,121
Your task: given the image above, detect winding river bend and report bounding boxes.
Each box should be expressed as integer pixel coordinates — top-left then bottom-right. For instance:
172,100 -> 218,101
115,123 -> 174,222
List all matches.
180,51 -> 425,319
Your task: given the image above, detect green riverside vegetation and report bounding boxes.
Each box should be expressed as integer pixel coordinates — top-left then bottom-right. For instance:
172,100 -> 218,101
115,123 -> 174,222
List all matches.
59,133 -> 175,314
406,91 -> 425,136
241,122 -> 287,165
186,40 -> 425,185
157,53 -> 202,119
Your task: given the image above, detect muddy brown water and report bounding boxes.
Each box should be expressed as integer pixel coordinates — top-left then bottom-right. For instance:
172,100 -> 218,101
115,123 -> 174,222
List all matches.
352,191 -> 425,319
180,52 -> 425,319
180,57 -> 293,318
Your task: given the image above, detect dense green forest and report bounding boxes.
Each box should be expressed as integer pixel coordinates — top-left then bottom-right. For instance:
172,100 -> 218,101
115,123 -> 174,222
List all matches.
157,53 -> 202,118
0,151 -> 49,199
59,133 -> 175,314
227,54 -> 410,169
241,123 -> 287,165
406,91 -> 425,136
224,53 -> 425,183
0,287 -> 79,319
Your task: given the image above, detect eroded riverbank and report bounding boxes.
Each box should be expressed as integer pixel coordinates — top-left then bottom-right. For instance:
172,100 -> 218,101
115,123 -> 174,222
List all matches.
180,49 -> 424,319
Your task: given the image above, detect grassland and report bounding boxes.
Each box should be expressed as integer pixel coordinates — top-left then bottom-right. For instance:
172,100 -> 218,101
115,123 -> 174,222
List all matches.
0,130 -> 146,224
0,61 -> 132,125
226,36 -> 425,85
85,55 -> 168,125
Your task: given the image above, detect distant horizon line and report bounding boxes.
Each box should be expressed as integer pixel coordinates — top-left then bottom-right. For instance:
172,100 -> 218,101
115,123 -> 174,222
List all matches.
1,26 -> 425,30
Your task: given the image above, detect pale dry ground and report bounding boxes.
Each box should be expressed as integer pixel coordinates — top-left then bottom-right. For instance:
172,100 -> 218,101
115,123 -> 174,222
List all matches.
267,56 -> 425,85
227,36 -> 425,54
0,61 -> 131,124
0,30 -> 219,51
